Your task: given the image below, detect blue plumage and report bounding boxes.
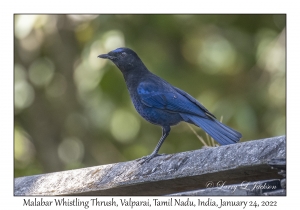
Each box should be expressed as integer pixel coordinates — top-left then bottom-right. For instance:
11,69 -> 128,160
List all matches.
98,47 -> 242,163
137,80 -> 241,145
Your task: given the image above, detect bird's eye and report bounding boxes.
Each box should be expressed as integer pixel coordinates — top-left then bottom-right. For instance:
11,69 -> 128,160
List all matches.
121,52 -> 127,57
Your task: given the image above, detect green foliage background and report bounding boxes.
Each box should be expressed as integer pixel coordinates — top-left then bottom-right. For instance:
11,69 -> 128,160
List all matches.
14,14 -> 286,177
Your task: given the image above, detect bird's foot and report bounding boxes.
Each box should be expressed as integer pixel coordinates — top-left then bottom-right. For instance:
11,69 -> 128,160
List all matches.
137,153 -> 166,164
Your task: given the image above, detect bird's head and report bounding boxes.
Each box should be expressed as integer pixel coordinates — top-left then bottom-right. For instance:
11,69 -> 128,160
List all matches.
98,47 -> 145,74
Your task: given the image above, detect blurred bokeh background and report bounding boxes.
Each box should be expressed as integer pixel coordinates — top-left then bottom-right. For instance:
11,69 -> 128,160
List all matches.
14,14 -> 286,177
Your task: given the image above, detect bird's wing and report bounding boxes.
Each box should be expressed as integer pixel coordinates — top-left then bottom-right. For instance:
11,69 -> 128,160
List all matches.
173,87 -> 216,119
137,81 -> 215,118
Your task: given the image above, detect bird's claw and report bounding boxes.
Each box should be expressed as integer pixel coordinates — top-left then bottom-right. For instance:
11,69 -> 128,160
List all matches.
137,153 -> 166,164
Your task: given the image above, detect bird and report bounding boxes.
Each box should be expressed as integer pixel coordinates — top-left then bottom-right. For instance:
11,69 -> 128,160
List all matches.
98,47 -> 242,163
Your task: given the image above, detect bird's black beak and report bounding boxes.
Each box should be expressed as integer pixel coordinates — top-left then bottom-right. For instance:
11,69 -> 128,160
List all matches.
98,54 -> 115,60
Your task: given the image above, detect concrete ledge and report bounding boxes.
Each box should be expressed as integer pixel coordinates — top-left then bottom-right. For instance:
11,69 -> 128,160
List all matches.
14,135 -> 286,196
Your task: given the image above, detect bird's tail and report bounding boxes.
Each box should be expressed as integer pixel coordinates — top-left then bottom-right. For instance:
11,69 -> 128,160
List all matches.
182,114 -> 242,145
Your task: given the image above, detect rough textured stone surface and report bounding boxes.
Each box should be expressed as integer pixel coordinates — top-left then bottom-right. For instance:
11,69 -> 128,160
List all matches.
14,135 -> 286,196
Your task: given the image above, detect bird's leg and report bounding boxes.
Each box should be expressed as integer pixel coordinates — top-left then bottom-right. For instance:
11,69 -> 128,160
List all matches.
138,126 -> 170,164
